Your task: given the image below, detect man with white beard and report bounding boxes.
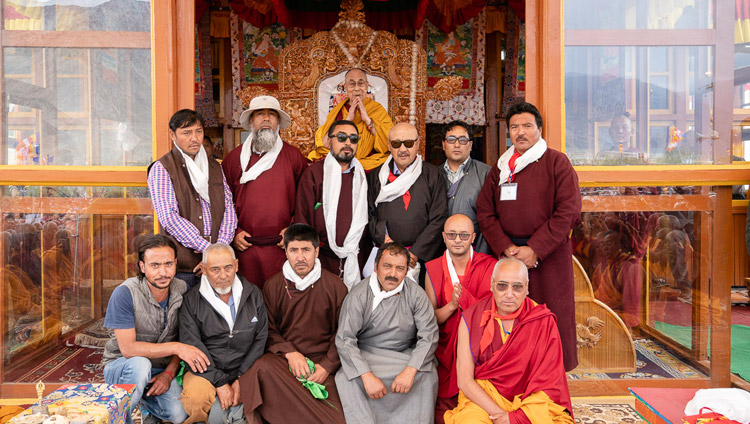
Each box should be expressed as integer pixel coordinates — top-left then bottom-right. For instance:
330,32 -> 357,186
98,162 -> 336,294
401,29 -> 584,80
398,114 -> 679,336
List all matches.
222,96 -> 308,288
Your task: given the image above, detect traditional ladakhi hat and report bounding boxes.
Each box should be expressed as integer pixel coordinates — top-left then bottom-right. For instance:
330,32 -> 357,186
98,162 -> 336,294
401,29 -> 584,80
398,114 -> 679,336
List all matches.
239,95 -> 291,131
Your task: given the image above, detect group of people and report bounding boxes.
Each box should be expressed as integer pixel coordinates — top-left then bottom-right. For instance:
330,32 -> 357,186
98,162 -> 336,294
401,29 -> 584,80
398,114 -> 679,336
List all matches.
102,67 -> 582,424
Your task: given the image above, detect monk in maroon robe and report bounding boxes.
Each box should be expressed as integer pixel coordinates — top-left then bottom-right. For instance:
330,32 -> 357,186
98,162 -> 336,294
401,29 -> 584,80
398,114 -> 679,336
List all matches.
238,224 -> 347,424
477,102 -> 581,371
222,96 -> 308,287
425,214 -> 497,423
445,257 -> 573,424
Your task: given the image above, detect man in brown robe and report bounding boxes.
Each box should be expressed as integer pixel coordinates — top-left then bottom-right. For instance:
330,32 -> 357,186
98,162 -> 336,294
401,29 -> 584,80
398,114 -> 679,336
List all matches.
238,224 -> 347,424
222,96 -> 308,287
367,123 -> 448,285
295,120 -> 368,289
476,102 -> 581,371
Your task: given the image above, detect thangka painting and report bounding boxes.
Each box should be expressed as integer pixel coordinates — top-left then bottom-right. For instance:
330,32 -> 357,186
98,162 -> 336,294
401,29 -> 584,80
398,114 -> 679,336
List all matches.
195,12 -> 218,127
417,11 -> 486,125
502,7 -> 526,117
231,14 -> 300,126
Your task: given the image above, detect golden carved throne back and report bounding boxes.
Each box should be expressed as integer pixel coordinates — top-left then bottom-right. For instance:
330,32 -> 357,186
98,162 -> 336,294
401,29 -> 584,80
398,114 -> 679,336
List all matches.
276,2 -> 427,156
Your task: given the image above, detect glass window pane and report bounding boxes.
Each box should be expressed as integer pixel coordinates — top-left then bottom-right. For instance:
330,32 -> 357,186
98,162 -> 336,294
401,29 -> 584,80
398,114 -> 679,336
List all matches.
565,46 -> 713,165
565,0 -> 713,30
3,48 -> 152,166
1,185 -> 153,379
3,0 -> 150,32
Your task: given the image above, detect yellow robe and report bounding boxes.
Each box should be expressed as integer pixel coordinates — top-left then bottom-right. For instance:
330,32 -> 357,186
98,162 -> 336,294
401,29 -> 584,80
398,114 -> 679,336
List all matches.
308,97 -> 392,170
445,380 -> 573,424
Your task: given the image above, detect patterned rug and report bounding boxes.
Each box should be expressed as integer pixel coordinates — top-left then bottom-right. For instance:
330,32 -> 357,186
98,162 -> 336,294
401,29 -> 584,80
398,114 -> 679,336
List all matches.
568,338 -> 705,380
573,403 -> 642,423
9,347 -> 104,384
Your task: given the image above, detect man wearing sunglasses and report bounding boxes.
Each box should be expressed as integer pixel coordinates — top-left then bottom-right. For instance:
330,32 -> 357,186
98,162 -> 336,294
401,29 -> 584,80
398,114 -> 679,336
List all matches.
476,101 -> 581,371
424,213 -> 498,423
368,123 -> 448,286
441,121 -> 492,254
295,120 -> 369,289
446,257 -> 573,424
309,68 -> 393,170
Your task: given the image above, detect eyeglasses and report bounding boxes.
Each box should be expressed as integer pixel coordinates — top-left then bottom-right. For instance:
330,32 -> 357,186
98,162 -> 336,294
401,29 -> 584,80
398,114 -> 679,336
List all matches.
444,232 -> 472,241
334,133 -> 360,144
390,139 -> 417,149
493,280 -> 527,293
445,136 -> 471,145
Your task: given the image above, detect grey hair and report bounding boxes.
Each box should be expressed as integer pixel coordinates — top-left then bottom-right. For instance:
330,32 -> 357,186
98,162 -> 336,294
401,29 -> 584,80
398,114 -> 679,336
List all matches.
202,243 -> 236,264
492,257 -> 529,282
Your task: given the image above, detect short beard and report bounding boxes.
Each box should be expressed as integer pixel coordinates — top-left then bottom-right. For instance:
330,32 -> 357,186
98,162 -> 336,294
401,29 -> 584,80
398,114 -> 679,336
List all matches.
333,149 -> 354,164
252,128 -> 278,153
213,284 -> 232,295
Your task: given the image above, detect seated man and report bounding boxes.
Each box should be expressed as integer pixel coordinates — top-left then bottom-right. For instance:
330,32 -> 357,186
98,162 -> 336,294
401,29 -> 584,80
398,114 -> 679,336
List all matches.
102,234 -> 210,424
446,257 -> 573,424
238,224 -> 347,424
179,243 -> 268,424
335,242 -> 439,423
308,68 -> 392,170
425,214 -> 498,423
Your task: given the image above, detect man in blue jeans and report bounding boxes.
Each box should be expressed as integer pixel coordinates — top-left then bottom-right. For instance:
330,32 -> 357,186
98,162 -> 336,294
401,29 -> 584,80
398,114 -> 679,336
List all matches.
102,234 -> 210,424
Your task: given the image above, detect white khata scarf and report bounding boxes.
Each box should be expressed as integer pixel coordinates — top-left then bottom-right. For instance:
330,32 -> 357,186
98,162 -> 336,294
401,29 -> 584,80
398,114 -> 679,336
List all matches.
369,273 -> 405,312
445,246 -> 473,286
375,154 -> 423,205
282,258 -> 322,292
322,153 -> 368,290
239,131 -> 283,184
198,274 -> 243,331
175,144 -> 211,203
497,138 -> 548,184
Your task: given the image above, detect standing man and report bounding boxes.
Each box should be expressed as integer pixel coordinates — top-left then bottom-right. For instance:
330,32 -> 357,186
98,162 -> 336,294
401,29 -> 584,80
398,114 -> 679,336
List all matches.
335,242 -> 439,423
148,109 -> 237,289
102,234 -> 211,424
295,120 -> 369,289
308,68 -> 392,170
222,96 -> 308,287
238,224 -> 347,424
368,123 -> 448,284
179,243 -> 268,424
425,214 -> 498,422
477,101 -> 581,371
441,121 -> 492,254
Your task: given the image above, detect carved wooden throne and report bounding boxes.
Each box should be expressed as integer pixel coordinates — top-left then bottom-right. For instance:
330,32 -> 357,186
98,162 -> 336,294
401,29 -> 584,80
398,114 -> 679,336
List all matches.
238,0 -> 460,156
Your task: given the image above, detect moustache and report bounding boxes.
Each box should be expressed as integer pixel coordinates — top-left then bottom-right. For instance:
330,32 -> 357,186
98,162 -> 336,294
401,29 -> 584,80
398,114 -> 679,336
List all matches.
294,261 -> 308,267
385,276 -> 399,283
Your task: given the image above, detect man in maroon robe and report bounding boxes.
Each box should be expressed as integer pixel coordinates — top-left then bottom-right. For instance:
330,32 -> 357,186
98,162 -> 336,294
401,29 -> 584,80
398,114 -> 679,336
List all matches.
222,96 -> 308,287
425,213 -> 497,423
295,120 -> 369,289
238,224 -> 347,424
445,257 -> 573,424
476,101 -> 581,371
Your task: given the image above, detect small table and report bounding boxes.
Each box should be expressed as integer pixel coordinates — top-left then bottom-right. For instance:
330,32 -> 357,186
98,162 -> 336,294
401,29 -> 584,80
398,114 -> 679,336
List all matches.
9,384 -> 135,424
629,387 -> 698,424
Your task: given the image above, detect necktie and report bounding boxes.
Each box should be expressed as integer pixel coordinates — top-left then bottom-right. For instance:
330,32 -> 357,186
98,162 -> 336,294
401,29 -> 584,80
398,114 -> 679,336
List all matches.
387,171 -> 411,211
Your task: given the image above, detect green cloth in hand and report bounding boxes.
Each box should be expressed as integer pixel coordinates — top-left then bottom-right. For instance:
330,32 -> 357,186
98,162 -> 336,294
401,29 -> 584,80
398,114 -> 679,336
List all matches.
289,357 -> 328,400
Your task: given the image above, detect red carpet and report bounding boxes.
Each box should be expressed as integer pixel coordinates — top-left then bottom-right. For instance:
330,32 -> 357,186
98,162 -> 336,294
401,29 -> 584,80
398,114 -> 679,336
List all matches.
9,347 -> 104,384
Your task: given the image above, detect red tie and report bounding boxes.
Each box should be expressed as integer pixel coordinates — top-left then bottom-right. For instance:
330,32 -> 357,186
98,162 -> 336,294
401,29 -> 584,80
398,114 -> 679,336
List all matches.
388,171 -> 411,211
507,151 -> 522,182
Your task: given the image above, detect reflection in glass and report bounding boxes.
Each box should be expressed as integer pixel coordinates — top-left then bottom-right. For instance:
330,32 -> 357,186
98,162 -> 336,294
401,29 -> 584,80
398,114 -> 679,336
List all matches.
3,48 -> 152,166
1,187 -> 154,379
565,46 -> 714,165
3,0 -> 150,32
565,0 -> 712,30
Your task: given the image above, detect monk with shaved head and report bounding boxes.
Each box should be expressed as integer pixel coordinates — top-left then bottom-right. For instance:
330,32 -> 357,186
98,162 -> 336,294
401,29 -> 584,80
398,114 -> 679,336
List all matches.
425,214 -> 498,422
367,123 -> 448,285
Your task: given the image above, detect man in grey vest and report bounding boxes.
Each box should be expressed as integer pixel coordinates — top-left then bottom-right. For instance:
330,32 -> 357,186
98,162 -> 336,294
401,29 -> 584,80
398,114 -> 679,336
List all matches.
102,234 -> 211,424
148,109 -> 238,289
441,120 -> 491,254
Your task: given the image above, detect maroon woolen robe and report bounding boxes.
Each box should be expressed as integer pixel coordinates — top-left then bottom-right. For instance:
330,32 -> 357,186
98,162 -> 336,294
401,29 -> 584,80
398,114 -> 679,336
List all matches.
222,142 -> 308,287
294,160 -> 369,276
425,251 -> 497,422
476,148 -> 581,371
462,296 -> 573,424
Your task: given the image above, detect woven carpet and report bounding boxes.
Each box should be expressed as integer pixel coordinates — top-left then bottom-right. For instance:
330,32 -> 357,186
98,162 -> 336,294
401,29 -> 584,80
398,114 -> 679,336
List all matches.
8,347 -> 104,384
573,402 -> 642,423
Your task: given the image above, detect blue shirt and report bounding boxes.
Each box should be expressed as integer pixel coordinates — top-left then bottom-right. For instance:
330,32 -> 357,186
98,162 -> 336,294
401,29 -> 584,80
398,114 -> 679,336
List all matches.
104,285 -> 170,329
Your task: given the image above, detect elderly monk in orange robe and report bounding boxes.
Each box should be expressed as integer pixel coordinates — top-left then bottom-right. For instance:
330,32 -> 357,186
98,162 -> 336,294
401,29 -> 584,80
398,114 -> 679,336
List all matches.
425,214 -> 497,423
308,68 -> 392,170
446,257 -> 573,424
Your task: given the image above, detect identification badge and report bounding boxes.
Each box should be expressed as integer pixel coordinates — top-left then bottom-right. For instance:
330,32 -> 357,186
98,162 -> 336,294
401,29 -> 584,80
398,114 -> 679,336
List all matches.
500,183 -> 518,201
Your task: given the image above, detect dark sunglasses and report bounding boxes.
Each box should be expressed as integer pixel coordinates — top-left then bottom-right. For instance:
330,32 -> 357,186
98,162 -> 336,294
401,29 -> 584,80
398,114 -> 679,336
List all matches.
445,136 -> 471,145
444,232 -> 472,241
390,139 -> 417,149
333,133 -> 360,144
